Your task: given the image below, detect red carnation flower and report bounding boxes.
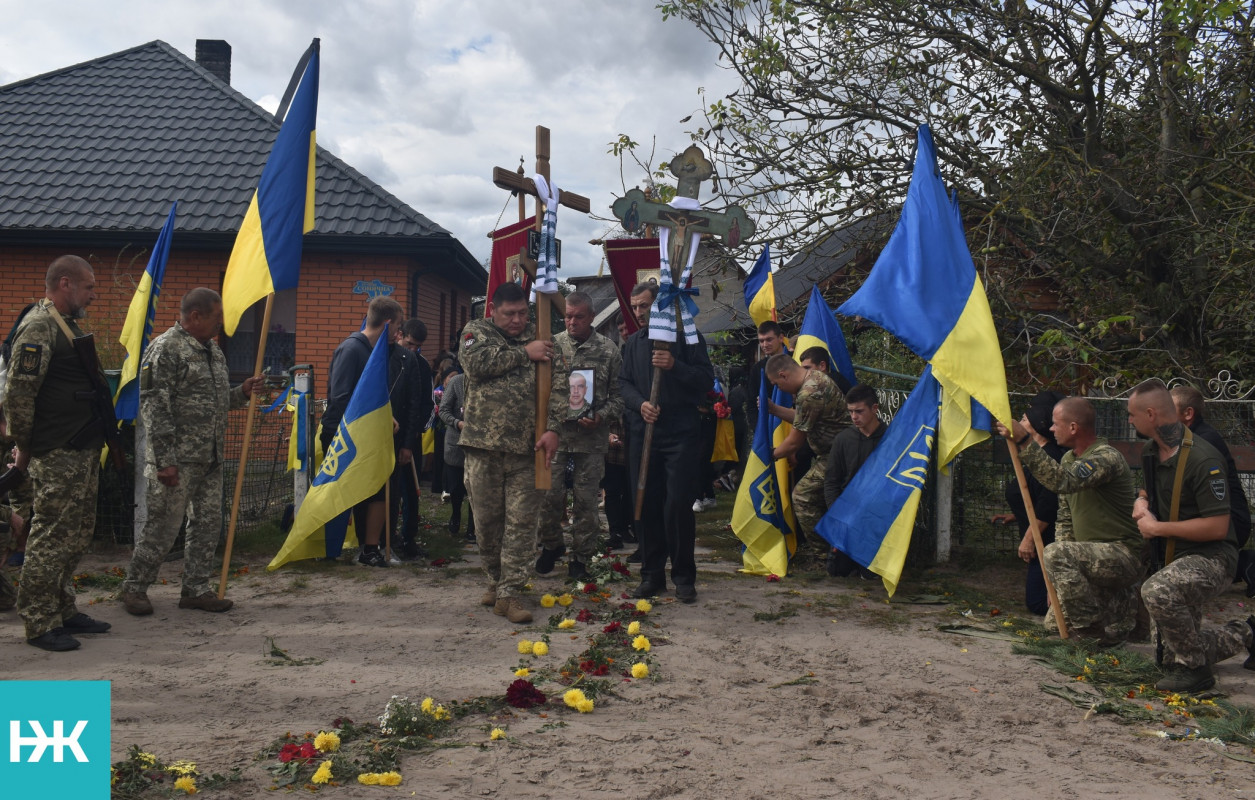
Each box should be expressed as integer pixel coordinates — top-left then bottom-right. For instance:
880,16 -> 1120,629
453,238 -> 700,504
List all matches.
505,679 -> 547,709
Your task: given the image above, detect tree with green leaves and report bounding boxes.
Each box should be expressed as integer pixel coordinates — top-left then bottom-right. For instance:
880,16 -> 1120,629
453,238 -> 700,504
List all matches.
660,0 -> 1255,387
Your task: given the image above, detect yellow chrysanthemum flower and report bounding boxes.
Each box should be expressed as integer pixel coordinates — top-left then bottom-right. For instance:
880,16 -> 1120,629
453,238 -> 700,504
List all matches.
632,635 -> 651,652
434,705 -> 451,721
563,688 -> 587,709
631,662 -> 649,679
627,621 -> 641,635
576,699 -> 594,713
514,667 -> 530,678
635,599 -> 652,613
532,641 -> 549,656
420,697 -> 435,714
314,731 -> 340,752
490,728 -> 506,740
518,640 -> 534,654
540,594 -> 557,608
173,776 -> 197,795
166,760 -> 199,777
557,593 -> 574,606
558,619 -> 576,629
137,752 -> 157,768
311,760 -> 333,785
358,773 -> 380,785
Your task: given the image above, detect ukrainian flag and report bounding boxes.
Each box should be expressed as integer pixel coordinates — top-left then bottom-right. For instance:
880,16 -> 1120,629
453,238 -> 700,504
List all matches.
114,202 -> 176,423
793,285 -> 857,388
731,377 -> 797,576
838,125 -> 1011,458
816,367 -> 939,595
222,40 -> 319,336
268,329 -> 393,570
743,244 -> 776,327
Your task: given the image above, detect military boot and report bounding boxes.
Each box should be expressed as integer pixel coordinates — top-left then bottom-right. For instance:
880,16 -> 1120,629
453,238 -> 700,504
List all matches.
122,591 -> 154,616
1155,663 -> 1215,693
494,597 -> 533,624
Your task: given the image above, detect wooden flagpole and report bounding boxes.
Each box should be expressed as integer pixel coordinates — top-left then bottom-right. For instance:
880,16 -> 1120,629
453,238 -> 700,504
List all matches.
1003,430 -> 1068,638
218,293 -> 274,599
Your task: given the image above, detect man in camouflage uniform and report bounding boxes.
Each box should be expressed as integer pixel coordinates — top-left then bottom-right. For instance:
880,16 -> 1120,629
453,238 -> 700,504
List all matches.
2,255 -> 112,651
1129,378 -> 1255,692
764,352 -> 846,563
461,282 -> 559,624
120,289 -> 263,616
535,291 -> 623,581
1002,396 -> 1142,643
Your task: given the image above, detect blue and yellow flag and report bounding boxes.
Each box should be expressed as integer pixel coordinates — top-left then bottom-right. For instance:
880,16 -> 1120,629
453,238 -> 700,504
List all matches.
267,329 -> 393,570
114,202 -> 176,422
794,285 -> 856,388
222,40 -> 319,336
816,366 -> 939,595
837,125 -> 1010,464
731,377 -> 797,576
743,244 -> 776,327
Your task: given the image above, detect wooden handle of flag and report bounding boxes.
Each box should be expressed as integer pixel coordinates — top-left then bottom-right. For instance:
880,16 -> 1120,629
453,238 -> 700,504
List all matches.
1003,431 -> 1068,639
218,292 -> 274,599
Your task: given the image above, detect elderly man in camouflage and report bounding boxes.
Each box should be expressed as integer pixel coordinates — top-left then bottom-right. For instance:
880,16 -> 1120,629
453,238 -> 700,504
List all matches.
534,291 -> 623,582
461,282 -> 559,624
1128,379 -> 1255,692
3,255 -> 112,651
121,289 -> 263,616
1001,397 -> 1142,644
764,353 -> 846,565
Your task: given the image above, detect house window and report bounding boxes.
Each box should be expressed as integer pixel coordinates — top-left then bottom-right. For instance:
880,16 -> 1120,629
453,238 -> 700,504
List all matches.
224,288 -> 297,378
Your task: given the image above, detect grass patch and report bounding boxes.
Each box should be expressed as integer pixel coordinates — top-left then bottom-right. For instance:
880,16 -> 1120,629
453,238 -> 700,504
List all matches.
375,583 -> 400,597
286,576 -> 309,591
233,521 -> 288,557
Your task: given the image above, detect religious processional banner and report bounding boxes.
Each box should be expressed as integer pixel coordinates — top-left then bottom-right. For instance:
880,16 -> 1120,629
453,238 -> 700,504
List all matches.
604,238 -> 661,335
485,217 -> 536,314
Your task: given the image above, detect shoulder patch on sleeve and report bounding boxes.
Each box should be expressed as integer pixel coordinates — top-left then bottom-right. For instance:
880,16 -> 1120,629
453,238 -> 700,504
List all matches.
1210,477 -> 1227,501
462,332 -> 478,352
1074,460 -> 1096,479
16,343 -> 41,375
140,362 -> 153,390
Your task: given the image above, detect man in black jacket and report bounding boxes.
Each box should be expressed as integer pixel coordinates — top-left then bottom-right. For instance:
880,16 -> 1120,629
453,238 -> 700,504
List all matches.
320,297 -> 403,566
619,283 -> 714,603
823,384 -> 887,577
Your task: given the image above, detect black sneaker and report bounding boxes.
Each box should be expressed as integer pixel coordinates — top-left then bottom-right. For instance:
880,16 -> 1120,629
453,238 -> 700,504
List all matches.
28,630 -> 80,652
535,545 -> 566,575
675,584 -> 697,604
631,581 -> 665,599
627,549 -> 642,564
357,549 -> 389,568
465,529 -> 477,544
59,613 -> 111,634
607,533 -> 624,551
568,560 -> 591,582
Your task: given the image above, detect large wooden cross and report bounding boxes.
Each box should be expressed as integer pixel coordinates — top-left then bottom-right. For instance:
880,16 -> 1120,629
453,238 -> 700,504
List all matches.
491,125 -> 591,489
610,145 -> 756,516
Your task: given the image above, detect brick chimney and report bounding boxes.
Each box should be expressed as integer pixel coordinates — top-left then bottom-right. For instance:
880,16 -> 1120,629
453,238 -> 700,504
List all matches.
195,39 -> 231,85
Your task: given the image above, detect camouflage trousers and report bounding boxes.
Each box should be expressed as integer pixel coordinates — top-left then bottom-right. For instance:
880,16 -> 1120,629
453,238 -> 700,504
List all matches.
123,461 -> 224,597
1142,553 -> 1253,669
0,504 -> 15,611
537,451 -> 605,562
464,447 -> 540,599
17,447 -> 99,639
792,458 -> 829,558
1042,540 -> 1141,637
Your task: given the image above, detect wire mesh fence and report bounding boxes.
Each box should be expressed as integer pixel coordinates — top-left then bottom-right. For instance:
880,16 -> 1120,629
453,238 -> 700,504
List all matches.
951,391 -> 1255,557
91,405 -> 295,546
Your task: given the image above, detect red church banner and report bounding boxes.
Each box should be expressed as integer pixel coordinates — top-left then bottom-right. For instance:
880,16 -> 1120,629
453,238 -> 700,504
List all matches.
486,216 -> 536,316
603,238 -> 661,335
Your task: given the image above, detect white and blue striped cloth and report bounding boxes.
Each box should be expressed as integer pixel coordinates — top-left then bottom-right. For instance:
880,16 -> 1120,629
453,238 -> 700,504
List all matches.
649,197 -> 702,344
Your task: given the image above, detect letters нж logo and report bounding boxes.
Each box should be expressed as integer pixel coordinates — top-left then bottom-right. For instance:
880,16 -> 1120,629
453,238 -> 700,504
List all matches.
9,720 -> 89,763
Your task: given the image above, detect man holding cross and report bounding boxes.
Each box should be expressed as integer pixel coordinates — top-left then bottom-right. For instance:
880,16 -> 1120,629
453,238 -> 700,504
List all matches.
619,281 -> 714,603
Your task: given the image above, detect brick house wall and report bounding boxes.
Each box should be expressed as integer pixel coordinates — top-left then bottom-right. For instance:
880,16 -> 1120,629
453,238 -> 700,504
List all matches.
0,244 -> 476,390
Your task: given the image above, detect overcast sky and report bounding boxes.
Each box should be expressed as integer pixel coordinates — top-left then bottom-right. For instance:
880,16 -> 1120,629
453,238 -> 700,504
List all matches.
0,0 -> 741,277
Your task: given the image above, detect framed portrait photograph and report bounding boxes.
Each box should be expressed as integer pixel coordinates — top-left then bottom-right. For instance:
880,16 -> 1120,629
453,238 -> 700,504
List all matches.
567,368 -> 595,420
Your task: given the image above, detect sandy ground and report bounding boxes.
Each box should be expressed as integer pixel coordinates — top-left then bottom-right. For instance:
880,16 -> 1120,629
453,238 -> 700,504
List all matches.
3,533 -> 1255,799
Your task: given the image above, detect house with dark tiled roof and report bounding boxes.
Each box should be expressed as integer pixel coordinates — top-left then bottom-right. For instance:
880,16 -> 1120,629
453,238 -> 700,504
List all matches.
0,39 -> 485,382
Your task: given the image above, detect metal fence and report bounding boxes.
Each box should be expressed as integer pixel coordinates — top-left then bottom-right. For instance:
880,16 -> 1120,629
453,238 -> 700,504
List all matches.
949,377 -> 1255,558
92,405 -> 294,546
